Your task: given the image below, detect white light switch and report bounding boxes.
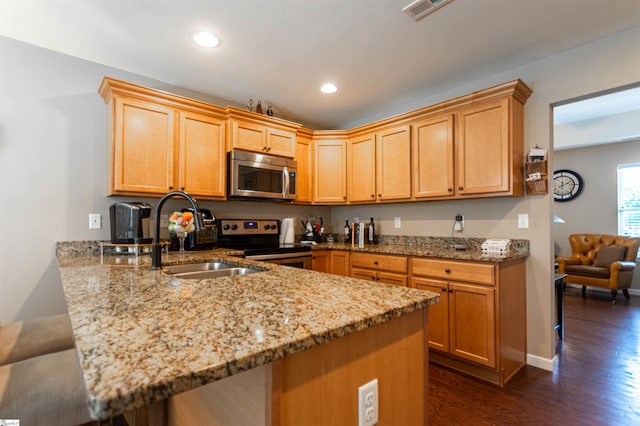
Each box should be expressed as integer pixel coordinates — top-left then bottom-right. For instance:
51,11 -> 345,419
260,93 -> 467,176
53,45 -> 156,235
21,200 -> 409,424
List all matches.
517,214 -> 529,229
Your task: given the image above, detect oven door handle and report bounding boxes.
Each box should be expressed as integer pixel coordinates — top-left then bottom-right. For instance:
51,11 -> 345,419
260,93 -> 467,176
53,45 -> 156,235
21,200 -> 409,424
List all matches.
246,251 -> 311,261
282,166 -> 290,198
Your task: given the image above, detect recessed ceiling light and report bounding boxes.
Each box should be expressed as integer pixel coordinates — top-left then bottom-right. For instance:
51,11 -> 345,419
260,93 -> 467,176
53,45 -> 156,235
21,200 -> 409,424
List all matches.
321,83 -> 338,94
192,32 -> 220,48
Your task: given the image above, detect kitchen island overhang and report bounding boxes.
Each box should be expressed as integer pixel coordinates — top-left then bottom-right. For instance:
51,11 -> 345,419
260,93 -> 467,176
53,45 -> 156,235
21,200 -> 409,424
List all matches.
56,242 -> 438,422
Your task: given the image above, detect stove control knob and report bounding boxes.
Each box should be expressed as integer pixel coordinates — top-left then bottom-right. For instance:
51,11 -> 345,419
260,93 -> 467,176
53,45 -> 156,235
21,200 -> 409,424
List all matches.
264,224 -> 270,230
231,224 -> 238,230
223,224 -> 230,230
270,224 -> 277,230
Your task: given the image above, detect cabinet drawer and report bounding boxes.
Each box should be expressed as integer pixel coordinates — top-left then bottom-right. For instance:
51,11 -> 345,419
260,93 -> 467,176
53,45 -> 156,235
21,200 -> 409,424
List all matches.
411,258 -> 494,285
352,268 -> 408,287
350,252 -> 407,274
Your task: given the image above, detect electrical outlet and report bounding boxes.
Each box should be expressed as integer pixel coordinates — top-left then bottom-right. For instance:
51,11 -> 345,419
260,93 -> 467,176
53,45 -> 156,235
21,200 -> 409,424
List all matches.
89,213 -> 101,230
354,217 -> 360,223
358,378 -> 378,426
518,214 -> 529,229
454,214 -> 464,232
394,217 -> 401,228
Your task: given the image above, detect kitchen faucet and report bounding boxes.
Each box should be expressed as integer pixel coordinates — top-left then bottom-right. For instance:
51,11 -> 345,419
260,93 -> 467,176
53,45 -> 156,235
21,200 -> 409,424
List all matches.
151,190 -> 204,270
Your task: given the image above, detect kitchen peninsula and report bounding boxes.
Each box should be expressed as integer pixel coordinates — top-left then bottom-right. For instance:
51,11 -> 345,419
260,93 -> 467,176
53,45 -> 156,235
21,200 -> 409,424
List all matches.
56,242 -> 439,424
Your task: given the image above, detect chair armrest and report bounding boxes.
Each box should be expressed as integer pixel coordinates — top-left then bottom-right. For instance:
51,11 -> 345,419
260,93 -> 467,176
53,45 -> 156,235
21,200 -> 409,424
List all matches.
611,261 -> 637,272
557,256 -> 580,273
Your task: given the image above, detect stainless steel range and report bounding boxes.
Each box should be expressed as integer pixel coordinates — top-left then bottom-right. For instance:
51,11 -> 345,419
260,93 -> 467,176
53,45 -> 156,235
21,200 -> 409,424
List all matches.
217,219 -> 312,269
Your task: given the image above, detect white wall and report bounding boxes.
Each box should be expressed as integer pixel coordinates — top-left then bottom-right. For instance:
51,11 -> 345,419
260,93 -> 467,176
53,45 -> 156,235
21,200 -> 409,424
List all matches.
1,27 -> 639,367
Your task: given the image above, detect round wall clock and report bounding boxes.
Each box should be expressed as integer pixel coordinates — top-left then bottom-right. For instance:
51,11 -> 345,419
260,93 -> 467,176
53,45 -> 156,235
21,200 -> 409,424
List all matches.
553,169 -> 584,202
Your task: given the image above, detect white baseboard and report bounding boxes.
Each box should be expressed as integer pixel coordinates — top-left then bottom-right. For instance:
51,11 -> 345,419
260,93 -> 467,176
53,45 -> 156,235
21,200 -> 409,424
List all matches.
527,353 -> 556,372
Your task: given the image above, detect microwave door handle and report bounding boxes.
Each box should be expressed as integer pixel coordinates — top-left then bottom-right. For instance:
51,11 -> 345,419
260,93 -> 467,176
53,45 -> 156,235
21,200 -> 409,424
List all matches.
282,167 -> 290,198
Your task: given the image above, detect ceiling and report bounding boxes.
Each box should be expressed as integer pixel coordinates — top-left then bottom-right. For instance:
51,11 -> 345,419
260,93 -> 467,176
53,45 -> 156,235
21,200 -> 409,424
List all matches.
1,0 -> 639,129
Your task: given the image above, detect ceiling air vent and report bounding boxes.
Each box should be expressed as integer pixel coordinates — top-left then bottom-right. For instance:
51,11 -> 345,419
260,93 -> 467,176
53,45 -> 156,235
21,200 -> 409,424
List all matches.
402,0 -> 454,21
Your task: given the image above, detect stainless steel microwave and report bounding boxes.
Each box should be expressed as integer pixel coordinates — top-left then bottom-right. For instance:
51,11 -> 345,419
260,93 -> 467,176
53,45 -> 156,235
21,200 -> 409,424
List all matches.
227,149 -> 297,201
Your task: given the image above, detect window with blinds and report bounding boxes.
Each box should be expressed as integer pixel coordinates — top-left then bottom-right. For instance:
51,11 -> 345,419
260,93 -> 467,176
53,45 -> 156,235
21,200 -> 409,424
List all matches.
618,162 -> 640,238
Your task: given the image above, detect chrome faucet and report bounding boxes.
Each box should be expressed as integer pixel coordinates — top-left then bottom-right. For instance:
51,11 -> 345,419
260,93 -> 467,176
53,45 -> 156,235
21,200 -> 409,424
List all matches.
151,191 -> 204,270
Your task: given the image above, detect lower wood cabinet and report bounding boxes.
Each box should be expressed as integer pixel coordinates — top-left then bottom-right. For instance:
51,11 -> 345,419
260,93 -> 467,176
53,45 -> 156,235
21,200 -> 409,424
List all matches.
350,252 -> 408,287
312,250 -> 351,276
410,257 -> 526,386
311,250 -> 331,273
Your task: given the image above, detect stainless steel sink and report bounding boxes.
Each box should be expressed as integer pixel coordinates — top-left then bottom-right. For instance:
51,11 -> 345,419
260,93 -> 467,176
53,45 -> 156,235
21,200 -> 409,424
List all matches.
165,262 -> 262,279
165,262 -> 238,274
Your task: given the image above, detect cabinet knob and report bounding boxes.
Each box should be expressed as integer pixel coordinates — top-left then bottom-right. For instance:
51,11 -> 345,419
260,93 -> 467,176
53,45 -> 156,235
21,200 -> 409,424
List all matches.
445,268 -> 451,273
448,289 -> 454,293
371,194 -> 375,199
343,196 -> 347,200
180,186 -> 185,191
448,188 -> 453,192
168,186 -> 173,190
458,186 -> 464,191
373,261 -> 379,265
378,194 -> 382,197
441,287 -> 447,292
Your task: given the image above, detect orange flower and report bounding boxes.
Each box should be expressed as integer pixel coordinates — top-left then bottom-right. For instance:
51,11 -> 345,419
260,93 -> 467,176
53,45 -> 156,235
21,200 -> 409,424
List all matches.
182,211 -> 194,222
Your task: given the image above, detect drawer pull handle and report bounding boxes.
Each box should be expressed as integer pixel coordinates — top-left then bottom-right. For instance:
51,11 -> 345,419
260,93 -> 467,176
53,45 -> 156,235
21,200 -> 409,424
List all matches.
374,261 -> 379,265
445,268 -> 451,273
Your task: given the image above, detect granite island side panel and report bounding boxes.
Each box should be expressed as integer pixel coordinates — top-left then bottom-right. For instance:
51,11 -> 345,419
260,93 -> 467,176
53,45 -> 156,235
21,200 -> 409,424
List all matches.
56,244 -> 438,419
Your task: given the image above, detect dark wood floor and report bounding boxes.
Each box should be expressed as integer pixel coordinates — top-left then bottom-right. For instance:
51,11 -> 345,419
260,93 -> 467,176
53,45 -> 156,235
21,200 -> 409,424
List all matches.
428,286 -> 640,425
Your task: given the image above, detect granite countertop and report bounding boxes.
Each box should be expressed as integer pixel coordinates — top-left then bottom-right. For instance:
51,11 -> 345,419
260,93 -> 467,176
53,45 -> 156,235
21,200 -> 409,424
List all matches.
55,243 -> 439,420
310,242 -> 529,262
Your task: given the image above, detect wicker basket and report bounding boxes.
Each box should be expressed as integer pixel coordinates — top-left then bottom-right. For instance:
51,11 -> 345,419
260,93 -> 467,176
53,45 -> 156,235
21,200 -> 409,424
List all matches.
524,160 -> 547,176
526,176 -> 548,194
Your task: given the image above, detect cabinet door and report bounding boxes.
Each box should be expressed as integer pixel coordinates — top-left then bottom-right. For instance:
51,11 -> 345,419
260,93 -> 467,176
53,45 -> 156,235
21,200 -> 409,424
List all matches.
449,282 -> 496,367
178,112 -> 226,198
267,128 -> 296,157
330,250 -> 350,277
348,133 -> 376,203
412,277 -> 449,352
231,120 -> 267,152
294,134 -> 313,203
312,250 -> 331,273
377,271 -> 408,287
456,99 -> 510,195
112,97 -> 175,194
313,140 -> 347,203
412,114 -> 455,199
376,125 -> 412,201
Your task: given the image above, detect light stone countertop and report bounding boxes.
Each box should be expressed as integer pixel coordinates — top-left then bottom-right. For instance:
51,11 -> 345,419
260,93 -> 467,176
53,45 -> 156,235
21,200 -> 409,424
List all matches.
55,243 -> 439,420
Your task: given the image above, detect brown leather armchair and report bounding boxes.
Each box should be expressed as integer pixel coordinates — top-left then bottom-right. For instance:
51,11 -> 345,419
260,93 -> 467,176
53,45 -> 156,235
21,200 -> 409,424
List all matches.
557,234 -> 640,302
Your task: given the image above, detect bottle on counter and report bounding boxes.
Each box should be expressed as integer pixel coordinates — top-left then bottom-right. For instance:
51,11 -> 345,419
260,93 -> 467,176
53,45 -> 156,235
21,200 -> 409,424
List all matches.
368,217 -> 375,243
343,218 -> 350,243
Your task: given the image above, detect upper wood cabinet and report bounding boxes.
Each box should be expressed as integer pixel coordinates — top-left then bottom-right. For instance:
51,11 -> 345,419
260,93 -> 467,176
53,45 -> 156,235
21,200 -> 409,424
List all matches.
99,77 -> 227,198
227,107 -> 301,158
376,125 -> 412,201
348,133 -> 377,202
412,114 -> 455,199
456,98 -> 517,197
313,134 -> 348,204
294,129 -> 313,204
348,125 -> 411,203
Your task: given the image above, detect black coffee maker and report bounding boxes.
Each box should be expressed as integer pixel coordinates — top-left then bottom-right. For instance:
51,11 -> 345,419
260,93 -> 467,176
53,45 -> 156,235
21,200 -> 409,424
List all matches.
109,202 -> 153,244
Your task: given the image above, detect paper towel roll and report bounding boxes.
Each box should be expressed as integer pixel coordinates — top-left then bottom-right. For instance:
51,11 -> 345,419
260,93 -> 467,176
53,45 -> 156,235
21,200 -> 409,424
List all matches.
280,217 -> 295,244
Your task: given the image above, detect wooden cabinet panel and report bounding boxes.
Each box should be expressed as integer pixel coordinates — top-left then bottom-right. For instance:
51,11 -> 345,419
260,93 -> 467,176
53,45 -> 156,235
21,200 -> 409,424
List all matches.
413,277 -> 449,352
313,139 -> 347,203
457,99 -> 511,195
449,282 -> 496,367
267,128 -> 296,157
412,114 -> 455,199
348,133 -> 376,203
113,97 -> 175,194
351,268 -> 407,287
350,252 -> 407,274
330,251 -> 350,277
411,257 -> 494,285
294,133 -> 313,203
231,120 -> 266,153
311,250 -> 331,273
376,125 -> 412,201
178,111 -> 226,197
